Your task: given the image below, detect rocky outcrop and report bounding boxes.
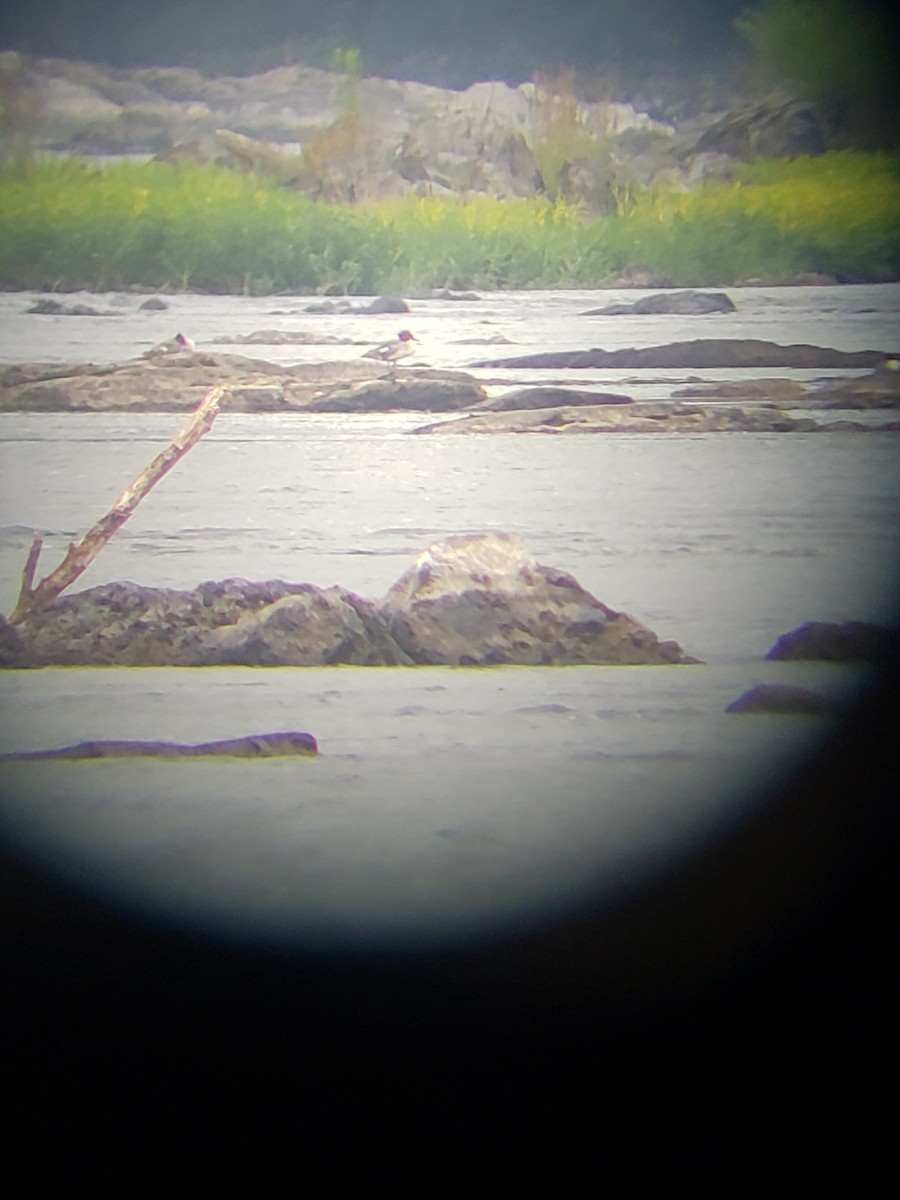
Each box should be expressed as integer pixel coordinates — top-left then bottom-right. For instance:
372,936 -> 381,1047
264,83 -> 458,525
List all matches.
5,54 -> 689,207
581,291 -> 736,316
6,53 -> 818,209
0,350 -> 485,413
765,622 -> 896,663
4,534 -> 694,668
472,339 -> 894,370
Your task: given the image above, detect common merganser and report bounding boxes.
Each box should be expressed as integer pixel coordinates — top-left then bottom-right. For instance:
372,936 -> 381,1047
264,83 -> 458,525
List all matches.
145,332 -> 195,358
363,329 -> 417,364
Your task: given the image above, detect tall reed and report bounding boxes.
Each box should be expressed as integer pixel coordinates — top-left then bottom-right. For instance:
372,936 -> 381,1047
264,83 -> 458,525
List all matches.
1,151 -> 897,292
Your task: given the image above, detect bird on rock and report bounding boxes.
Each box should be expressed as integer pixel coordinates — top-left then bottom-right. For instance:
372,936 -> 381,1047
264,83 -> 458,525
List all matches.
363,329 -> 417,366
144,332 -> 195,358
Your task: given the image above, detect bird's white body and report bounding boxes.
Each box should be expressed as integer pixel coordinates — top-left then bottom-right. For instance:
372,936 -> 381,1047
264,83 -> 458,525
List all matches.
363,330 -> 417,364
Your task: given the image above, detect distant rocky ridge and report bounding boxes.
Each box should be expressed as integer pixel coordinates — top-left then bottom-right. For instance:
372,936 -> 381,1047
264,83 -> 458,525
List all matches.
2,53 -> 829,207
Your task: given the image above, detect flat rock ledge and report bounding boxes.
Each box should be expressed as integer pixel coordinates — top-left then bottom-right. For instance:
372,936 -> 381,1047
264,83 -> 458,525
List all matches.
0,732 -> 318,760
413,400 -> 900,436
472,339 -> 896,370
1,533 -> 694,668
0,352 -> 487,414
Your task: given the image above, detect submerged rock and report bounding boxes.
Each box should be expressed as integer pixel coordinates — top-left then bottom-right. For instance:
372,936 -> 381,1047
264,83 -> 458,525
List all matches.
7,534 -> 694,668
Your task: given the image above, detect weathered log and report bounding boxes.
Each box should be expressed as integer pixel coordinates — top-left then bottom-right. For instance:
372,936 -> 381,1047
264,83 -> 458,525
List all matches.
9,385 -> 225,623
0,731 -> 318,760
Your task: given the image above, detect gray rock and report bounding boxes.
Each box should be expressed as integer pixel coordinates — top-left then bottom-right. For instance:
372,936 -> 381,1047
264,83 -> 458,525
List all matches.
364,296 -> 411,314
765,622 -> 896,663
582,291 -> 736,316
139,297 -> 169,310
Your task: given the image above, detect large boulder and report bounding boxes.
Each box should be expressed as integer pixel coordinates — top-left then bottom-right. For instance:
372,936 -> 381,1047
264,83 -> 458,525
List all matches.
378,532 -> 692,665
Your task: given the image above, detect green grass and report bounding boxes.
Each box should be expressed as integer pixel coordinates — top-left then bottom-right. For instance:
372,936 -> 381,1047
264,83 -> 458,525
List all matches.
0,151 -> 898,292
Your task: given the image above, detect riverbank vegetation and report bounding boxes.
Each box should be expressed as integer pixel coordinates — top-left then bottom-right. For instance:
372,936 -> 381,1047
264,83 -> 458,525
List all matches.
0,151 -> 897,293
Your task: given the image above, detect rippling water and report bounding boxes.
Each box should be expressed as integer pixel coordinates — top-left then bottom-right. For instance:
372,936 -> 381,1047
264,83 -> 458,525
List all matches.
1,285 -> 898,951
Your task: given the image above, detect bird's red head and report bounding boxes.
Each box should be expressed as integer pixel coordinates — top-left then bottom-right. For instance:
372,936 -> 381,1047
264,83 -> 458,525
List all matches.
398,330 -> 416,342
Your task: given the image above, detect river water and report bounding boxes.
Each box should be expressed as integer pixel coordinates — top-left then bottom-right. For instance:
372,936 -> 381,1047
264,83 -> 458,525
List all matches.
0,284 -> 898,953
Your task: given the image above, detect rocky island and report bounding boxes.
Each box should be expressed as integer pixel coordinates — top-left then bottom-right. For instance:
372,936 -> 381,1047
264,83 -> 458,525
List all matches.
0,532 -> 694,669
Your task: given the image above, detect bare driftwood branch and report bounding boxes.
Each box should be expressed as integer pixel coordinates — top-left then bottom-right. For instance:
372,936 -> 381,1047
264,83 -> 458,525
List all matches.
9,385 -> 226,624
19,534 -> 44,596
